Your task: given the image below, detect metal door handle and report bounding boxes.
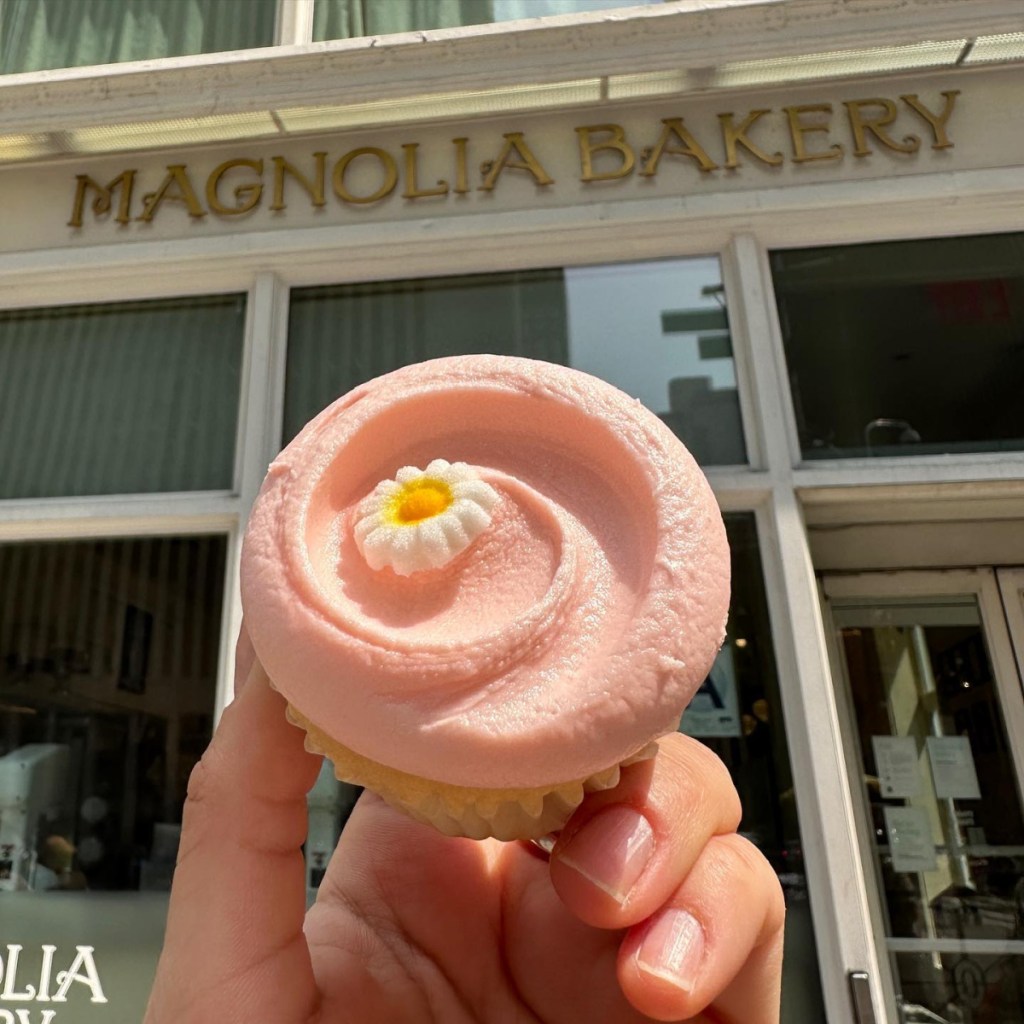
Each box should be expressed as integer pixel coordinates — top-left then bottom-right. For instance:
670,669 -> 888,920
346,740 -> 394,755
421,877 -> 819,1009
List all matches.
848,971 -> 877,1024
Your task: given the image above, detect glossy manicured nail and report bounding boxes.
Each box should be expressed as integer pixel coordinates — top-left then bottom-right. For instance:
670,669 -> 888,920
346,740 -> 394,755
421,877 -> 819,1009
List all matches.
556,805 -> 655,904
635,908 -> 705,992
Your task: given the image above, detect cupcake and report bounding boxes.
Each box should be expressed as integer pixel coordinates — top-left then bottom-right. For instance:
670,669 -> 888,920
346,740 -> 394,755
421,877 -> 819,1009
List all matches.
240,355 -> 729,840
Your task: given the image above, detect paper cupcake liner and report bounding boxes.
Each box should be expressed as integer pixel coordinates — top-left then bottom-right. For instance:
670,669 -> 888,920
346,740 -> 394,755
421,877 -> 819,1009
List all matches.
285,704 -> 657,842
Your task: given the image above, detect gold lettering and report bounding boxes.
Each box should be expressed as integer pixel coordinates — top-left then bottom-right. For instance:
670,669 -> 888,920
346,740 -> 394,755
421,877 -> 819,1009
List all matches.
639,118 -> 718,176
478,132 -> 554,191
138,165 -> 206,222
784,104 -> 843,163
844,98 -> 919,156
332,147 -> 398,205
452,138 -> 470,195
576,123 -> 635,182
206,158 -> 264,216
271,153 -> 326,211
901,90 -> 959,150
67,170 -> 136,227
718,110 -> 783,169
401,143 -> 449,199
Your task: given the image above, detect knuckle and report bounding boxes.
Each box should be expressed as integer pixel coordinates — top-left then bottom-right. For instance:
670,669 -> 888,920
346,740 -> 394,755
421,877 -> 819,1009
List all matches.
184,749 -> 220,807
717,834 -> 786,933
659,733 -> 743,832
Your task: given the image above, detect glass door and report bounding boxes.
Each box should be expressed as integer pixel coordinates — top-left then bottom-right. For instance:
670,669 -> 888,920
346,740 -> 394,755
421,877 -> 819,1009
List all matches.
823,570 -> 1024,1024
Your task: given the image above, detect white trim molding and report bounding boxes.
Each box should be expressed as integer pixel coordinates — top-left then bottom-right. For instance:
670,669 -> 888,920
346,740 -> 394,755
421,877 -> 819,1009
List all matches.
1,0 -> 1022,137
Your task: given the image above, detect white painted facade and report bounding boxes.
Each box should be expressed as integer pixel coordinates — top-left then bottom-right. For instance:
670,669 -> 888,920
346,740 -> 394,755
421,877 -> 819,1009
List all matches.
2,2 -> 1024,1021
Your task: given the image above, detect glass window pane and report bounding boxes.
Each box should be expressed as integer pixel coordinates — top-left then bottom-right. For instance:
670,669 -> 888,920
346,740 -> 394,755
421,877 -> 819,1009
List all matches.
285,270 -> 569,443
313,0 -> 650,41
0,535 -> 226,1022
771,233 -> 1024,460
0,294 -> 245,498
682,514 -> 826,1020
566,259 -> 745,465
284,261 -> 746,465
2,0 -> 277,74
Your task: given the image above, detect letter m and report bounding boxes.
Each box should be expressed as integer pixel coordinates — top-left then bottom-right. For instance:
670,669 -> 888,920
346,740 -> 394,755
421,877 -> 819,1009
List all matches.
68,170 -> 136,227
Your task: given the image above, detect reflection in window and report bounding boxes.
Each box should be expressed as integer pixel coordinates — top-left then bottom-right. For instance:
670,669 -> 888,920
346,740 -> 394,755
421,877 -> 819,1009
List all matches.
0,294 -> 245,499
1,0 -> 277,74
566,260 -> 745,465
313,0 -> 650,41
0,536 -> 225,894
285,260 -> 746,465
772,233 -> 1024,460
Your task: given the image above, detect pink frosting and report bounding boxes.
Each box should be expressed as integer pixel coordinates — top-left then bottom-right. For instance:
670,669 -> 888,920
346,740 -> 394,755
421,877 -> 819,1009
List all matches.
240,355 -> 729,789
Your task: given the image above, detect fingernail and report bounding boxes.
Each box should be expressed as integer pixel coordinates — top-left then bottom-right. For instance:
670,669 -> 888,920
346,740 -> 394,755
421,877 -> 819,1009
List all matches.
635,908 -> 705,992
556,805 -> 655,904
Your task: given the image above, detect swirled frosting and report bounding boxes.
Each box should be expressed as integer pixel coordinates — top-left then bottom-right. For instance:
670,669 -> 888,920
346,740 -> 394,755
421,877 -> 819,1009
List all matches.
240,355 -> 729,789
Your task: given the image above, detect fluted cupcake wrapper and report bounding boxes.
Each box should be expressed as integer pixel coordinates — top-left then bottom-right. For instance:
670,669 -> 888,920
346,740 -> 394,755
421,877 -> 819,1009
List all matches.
285,703 -> 658,842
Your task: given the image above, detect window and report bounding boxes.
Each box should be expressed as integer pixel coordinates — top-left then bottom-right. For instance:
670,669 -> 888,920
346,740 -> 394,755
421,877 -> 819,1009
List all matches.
0,535 -> 226,1022
0,294 -> 245,498
1,0 -> 276,75
312,0 -> 653,42
285,259 -> 746,465
772,233 -> 1024,460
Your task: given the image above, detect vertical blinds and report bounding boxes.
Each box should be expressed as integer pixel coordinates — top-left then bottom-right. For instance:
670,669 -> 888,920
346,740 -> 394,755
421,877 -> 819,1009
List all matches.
1,0 -> 276,74
313,0 -> 493,40
311,0 -> 653,41
0,294 -> 245,499
0,536 -> 226,699
284,270 -> 569,444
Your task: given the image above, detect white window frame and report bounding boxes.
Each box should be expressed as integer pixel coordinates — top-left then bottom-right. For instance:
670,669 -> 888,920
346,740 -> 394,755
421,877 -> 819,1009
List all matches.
275,0 -> 315,47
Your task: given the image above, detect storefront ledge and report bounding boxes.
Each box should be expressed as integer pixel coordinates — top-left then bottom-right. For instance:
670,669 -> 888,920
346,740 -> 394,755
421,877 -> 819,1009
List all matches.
0,1 -> 1022,139
798,474 -> 1024,526
0,491 -> 239,541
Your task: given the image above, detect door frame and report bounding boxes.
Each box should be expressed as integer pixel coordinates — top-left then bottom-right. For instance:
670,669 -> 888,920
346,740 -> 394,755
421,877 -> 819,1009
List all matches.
997,568 -> 1024,685
820,567 -> 1024,1021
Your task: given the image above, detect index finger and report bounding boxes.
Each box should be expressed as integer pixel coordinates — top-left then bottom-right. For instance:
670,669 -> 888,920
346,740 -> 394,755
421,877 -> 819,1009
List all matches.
145,627 -> 322,1024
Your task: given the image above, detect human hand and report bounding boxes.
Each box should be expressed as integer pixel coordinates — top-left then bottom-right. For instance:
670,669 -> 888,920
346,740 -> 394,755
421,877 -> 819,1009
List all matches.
145,629 -> 783,1023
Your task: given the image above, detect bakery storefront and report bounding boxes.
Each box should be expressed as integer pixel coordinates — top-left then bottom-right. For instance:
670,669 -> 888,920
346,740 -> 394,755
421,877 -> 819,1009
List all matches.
2,1 -> 1024,1021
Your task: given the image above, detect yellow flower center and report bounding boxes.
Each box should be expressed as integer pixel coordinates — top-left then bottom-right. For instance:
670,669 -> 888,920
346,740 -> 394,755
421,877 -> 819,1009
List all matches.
388,478 -> 453,524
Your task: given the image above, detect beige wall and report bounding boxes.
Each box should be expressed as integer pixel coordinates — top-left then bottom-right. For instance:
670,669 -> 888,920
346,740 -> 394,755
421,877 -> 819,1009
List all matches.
0,66 -> 1018,254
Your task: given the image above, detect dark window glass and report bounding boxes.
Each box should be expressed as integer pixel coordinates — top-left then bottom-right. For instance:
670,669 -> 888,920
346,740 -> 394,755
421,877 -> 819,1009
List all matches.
285,260 -> 746,465
682,514 -> 826,1021
0,294 -> 245,498
772,234 -> 1024,460
0,535 -> 226,1022
1,0 -> 276,74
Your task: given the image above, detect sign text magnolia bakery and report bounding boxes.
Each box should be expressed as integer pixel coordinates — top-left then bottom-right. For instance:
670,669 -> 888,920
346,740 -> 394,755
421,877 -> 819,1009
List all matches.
68,90 -> 959,229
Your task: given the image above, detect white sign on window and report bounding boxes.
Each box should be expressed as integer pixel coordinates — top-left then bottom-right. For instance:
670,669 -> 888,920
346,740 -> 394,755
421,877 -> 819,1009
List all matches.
871,735 -> 922,799
927,736 -> 981,800
680,645 -> 741,739
883,805 -> 938,874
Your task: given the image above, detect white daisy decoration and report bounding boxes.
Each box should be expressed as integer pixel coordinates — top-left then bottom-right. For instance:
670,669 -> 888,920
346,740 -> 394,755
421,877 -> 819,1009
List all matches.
353,459 -> 500,576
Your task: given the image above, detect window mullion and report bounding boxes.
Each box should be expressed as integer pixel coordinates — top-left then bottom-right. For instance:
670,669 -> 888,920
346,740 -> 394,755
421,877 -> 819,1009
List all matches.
216,271 -> 290,719
275,0 -> 316,46
723,234 -> 801,478
0,493 -> 239,542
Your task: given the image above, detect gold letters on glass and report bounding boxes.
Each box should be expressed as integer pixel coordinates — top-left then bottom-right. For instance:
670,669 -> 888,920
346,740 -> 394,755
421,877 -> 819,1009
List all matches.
67,90 -> 960,229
